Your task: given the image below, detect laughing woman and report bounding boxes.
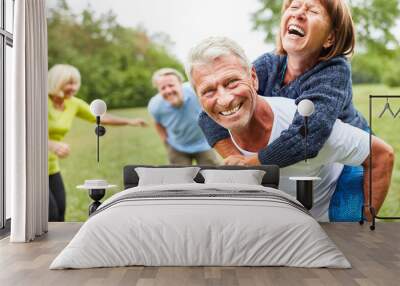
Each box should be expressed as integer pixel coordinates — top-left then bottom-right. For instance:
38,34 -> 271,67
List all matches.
48,64 -> 147,222
199,0 -> 368,165
197,0 -> 371,220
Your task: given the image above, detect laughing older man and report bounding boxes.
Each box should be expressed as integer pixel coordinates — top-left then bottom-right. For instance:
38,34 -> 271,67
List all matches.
185,37 -> 394,221
148,68 -> 219,165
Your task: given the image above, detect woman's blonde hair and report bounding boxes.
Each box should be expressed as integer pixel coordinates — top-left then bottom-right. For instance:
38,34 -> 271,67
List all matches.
48,64 -> 81,98
276,0 -> 356,61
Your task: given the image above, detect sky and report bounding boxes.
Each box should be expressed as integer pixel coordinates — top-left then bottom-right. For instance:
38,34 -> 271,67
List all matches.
57,0 -> 274,63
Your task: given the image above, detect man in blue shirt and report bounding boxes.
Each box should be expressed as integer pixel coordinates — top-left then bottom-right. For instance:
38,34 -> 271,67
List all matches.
148,68 -> 219,165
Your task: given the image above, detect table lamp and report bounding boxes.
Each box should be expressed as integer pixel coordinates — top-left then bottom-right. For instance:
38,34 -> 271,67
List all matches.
76,99 -> 116,215
290,99 -> 320,210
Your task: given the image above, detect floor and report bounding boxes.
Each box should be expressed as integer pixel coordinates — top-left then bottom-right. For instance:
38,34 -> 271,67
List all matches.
0,222 -> 399,286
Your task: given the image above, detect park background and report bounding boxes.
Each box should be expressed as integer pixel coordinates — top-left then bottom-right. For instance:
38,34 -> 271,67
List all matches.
47,0 -> 400,221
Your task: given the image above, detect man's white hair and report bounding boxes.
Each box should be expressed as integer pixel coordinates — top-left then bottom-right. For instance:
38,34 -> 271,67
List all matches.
185,36 -> 251,86
152,68 -> 184,88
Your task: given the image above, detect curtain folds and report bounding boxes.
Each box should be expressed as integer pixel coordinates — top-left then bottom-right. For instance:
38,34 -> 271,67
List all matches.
8,0 -> 48,242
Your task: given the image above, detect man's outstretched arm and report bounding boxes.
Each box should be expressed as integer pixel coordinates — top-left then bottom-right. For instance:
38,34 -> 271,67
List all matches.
362,136 -> 395,220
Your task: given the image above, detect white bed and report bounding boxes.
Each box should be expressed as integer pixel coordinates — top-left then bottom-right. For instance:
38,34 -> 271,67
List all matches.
50,176 -> 351,269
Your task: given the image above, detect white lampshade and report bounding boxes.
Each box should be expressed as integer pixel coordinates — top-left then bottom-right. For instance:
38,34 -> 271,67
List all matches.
90,99 -> 107,116
297,99 -> 315,117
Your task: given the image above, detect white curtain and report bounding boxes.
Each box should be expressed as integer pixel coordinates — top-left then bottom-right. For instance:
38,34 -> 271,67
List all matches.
7,0 -> 48,242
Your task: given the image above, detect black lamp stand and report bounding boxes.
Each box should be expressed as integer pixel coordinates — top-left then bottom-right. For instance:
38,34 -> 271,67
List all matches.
88,188 -> 106,215
95,116 -> 106,162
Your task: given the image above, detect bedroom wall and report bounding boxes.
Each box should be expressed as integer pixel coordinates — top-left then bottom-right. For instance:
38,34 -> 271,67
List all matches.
46,0 -> 400,222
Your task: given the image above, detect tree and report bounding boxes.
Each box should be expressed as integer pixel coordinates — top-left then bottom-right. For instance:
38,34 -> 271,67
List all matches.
48,0 -> 185,108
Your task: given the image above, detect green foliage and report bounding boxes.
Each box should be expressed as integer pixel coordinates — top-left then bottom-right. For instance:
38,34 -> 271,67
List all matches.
351,53 -> 383,84
382,60 -> 400,87
350,0 -> 399,52
48,0 -> 184,108
351,49 -> 400,87
252,0 -> 283,44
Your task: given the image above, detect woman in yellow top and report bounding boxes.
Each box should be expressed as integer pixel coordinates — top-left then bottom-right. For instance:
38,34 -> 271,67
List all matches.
48,64 -> 147,222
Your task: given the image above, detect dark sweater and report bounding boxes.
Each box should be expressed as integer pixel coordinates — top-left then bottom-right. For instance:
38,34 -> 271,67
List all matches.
198,52 -> 369,167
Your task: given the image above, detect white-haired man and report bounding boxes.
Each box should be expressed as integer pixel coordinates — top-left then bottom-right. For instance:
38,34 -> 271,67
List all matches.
148,68 -> 219,165
186,37 -> 394,221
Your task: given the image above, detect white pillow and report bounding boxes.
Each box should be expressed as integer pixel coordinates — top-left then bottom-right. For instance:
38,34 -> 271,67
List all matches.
200,169 -> 266,185
135,167 -> 200,186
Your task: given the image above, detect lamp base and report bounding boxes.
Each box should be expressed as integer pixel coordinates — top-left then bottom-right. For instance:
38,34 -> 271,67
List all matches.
88,188 -> 105,215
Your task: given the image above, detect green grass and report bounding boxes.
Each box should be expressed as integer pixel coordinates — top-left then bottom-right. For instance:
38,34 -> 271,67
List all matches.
61,84 -> 400,221
61,107 -> 168,221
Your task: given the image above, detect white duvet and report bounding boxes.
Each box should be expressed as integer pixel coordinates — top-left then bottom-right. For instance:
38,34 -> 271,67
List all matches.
50,183 -> 350,269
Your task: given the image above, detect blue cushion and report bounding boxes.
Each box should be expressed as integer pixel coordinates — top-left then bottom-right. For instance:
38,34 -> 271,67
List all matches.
329,165 -> 364,222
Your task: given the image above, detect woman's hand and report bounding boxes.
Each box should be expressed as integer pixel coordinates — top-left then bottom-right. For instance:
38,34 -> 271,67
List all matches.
54,142 -> 70,158
128,118 -> 148,127
49,140 -> 70,158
